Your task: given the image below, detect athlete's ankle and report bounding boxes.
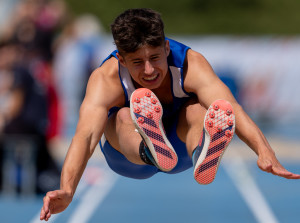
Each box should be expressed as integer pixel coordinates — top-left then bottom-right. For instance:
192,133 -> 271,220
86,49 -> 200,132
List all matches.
139,141 -> 154,166
192,130 -> 205,167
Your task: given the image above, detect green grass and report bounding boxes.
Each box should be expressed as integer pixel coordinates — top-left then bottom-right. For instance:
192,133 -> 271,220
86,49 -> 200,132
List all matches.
65,0 -> 300,35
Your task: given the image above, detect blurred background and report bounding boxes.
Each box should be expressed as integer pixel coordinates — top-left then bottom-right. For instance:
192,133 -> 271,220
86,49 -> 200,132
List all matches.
0,0 -> 299,222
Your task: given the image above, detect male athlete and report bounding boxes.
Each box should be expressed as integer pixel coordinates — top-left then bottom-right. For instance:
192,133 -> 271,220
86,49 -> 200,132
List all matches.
40,8 -> 300,221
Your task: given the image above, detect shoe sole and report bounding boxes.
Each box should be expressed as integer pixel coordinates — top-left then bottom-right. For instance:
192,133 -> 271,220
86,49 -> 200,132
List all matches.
193,100 -> 235,184
130,88 -> 178,172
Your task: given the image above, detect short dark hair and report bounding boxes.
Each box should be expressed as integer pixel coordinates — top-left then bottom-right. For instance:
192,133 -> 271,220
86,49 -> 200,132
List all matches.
111,8 -> 165,55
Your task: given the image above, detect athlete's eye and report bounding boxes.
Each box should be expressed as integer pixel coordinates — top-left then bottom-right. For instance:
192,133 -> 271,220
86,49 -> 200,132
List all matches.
151,56 -> 159,61
132,60 -> 142,65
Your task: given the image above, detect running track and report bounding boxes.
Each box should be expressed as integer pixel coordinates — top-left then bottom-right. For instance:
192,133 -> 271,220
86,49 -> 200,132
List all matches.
1,140 -> 300,223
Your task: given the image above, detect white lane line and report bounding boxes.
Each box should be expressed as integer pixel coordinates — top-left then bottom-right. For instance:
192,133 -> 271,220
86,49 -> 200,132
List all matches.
223,152 -> 279,223
29,181 -> 88,223
30,166 -> 117,223
67,170 -> 117,223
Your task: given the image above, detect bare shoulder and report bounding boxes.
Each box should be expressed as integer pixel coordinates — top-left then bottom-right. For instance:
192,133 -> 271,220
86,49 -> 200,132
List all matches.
186,49 -> 206,62
183,49 -> 237,108
89,57 -> 120,88
185,49 -> 214,74
183,49 -> 218,93
85,57 -> 125,109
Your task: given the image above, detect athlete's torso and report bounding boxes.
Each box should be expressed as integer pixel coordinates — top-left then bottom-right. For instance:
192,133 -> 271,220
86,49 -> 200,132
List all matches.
99,39 -> 194,176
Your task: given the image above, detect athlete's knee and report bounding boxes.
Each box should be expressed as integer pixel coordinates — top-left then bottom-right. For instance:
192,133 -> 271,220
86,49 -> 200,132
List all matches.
185,101 -> 206,126
115,107 -> 132,126
176,98 -> 204,142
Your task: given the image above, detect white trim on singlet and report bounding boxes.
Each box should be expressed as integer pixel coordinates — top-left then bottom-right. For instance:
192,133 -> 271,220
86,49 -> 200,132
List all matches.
119,65 -> 135,100
169,66 -> 189,98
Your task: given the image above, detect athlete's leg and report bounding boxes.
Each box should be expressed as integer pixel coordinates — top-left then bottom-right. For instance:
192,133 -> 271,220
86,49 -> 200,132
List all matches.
104,108 -> 144,165
176,97 -> 206,156
104,88 -> 178,172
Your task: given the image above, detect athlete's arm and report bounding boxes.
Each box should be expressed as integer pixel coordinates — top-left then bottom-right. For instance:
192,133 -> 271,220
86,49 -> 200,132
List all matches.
183,49 -> 300,179
40,57 -> 125,221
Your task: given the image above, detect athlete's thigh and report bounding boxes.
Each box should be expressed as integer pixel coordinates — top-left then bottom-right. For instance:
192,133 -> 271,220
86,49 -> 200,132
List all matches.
176,97 -> 207,143
104,107 -> 134,152
101,108 -> 159,179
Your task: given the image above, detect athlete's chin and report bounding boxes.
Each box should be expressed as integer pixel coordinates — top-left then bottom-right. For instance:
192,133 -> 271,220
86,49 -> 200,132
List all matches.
140,75 -> 161,89
141,82 -> 161,90
144,85 -> 160,90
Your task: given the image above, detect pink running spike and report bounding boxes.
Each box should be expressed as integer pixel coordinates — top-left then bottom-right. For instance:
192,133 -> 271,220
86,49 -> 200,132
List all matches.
154,106 -> 161,112
226,109 -> 232,116
227,119 -> 233,126
138,117 -> 144,123
209,112 -> 215,118
225,130 -> 232,137
134,97 -> 140,103
147,112 -> 153,119
134,107 -> 141,113
130,88 -> 178,172
151,98 -> 157,104
193,99 -> 235,185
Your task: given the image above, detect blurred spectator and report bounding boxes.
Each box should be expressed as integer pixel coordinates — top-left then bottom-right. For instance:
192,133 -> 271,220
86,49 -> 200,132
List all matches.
0,40 -> 48,136
0,40 -> 62,194
1,0 -> 70,140
52,14 -> 104,137
0,0 -> 21,36
0,0 -> 69,194
0,0 -> 105,194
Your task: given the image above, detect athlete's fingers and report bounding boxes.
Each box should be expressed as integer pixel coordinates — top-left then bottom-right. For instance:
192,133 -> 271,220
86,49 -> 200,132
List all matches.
257,157 -> 300,179
40,207 -> 46,220
40,207 -> 51,221
46,211 -> 51,221
272,167 -> 300,179
271,166 -> 292,177
276,172 -> 299,179
41,191 -> 59,220
42,194 -> 51,215
40,208 -> 51,221
282,173 -> 300,179
287,174 -> 300,179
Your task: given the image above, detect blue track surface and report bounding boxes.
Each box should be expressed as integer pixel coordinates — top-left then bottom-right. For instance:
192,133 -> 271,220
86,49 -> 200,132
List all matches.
1,160 -> 299,223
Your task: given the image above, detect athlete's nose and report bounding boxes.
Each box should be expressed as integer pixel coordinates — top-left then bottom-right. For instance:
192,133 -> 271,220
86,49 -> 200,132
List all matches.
144,61 -> 154,75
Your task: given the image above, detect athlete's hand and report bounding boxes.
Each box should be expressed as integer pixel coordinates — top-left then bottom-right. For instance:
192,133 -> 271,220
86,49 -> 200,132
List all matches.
40,190 -> 73,221
257,148 -> 300,179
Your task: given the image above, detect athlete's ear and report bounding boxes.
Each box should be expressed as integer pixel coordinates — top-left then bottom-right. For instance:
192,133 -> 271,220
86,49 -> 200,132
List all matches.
116,52 -> 126,67
165,40 -> 170,56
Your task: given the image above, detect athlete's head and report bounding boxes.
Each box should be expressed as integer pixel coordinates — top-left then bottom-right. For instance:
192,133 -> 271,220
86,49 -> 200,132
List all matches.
111,8 -> 165,56
111,8 -> 170,90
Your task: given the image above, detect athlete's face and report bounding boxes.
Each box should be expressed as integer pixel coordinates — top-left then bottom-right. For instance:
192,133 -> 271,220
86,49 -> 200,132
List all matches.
117,40 -> 170,90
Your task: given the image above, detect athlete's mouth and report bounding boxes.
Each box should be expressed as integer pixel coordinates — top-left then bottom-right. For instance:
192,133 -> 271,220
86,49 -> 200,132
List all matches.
143,74 -> 159,81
